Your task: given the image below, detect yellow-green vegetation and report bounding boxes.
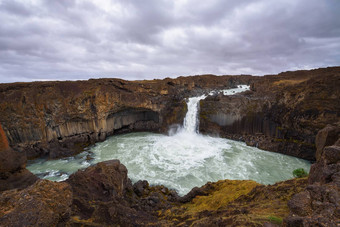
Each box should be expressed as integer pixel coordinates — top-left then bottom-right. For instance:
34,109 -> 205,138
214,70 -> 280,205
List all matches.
268,215 -> 283,225
183,180 -> 259,213
160,178 -> 308,226
273,79 -> 307,86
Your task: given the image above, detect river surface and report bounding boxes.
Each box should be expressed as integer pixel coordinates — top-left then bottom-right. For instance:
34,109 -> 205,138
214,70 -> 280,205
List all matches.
27,85 -> 311,195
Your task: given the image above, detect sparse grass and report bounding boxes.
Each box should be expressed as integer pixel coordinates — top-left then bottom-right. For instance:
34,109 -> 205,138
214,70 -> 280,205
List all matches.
273,79 -> 307,86
268,215 -> 283,225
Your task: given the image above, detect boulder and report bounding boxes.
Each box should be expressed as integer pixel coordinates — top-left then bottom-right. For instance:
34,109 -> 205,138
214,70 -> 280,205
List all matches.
67,160 -> 130,201
315,125 -> 340,161
0,180 -> 72,226
66,160 -> 178,226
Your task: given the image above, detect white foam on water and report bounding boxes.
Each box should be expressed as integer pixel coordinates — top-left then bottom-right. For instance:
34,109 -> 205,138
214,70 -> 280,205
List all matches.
27,85 -> 310,195
209,85 -> 250,96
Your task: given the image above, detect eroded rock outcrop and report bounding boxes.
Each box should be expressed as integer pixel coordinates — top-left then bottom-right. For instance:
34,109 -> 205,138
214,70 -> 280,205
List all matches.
0,123 -> 37,192
284,126 -> 340,226
66,159 -> 179,226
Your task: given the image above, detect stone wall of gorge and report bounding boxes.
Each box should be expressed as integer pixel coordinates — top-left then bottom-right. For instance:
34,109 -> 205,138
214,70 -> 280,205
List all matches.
200,67 -> 340,161
0,75 -> 253,159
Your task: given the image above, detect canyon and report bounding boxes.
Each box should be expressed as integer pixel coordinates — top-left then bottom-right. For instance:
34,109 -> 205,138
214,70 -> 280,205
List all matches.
0,66 -> 339,226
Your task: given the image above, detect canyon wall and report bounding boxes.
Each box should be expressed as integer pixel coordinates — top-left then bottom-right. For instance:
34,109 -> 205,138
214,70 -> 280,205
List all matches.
0,75 -> 252,159
200,67 -> 340,161
0,67 -> 339,161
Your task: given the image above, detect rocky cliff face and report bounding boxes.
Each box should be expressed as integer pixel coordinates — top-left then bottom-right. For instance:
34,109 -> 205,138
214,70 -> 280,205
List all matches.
0,123 -> 37,192
1,67 -> 338,161
284,125 -> 340,226
200,67 -> 340,161
0,75 -> 252,159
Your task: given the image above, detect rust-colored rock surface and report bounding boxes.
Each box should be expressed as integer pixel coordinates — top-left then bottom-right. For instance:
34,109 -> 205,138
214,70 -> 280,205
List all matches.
0,124 -> 8,151
0,123 -> 37,191
0,180 -> 72,226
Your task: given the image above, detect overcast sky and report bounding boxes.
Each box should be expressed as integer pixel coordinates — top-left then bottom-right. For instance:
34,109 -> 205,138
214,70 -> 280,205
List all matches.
0,0 -> 339,83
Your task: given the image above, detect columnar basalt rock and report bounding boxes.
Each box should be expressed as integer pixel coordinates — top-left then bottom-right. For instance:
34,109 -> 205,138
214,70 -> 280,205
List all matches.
0,75 -> 252,159
200,67 -> 340,161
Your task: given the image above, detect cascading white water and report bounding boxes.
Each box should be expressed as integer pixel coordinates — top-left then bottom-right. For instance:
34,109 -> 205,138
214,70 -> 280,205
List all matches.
183,94 -> 206,133
27,85 -> 311,195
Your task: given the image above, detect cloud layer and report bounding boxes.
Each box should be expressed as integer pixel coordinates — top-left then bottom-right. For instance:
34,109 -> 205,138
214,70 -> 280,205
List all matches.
0,0 -> 339,83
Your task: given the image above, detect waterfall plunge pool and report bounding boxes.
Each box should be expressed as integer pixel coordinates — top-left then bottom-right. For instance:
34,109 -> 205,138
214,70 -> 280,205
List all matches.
27,86 -> 311,195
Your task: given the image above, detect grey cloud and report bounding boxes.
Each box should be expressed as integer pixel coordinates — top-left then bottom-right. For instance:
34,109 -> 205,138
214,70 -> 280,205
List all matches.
0,0 -> 33,17
0,0 -> 339,83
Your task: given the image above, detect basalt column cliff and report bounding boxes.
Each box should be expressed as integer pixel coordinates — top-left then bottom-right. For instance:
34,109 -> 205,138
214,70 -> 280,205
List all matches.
0,67 -> 339,161
0,75 -> 252,159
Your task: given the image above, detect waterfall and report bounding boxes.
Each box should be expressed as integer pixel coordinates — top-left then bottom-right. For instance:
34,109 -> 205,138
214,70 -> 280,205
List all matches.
182,85 -> 251,134
183,94 -> 207,134
26,84 -> 311,196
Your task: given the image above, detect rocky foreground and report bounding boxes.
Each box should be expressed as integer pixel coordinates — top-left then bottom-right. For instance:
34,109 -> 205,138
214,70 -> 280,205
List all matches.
0,123 -> 339,226
0,67 -> 339,226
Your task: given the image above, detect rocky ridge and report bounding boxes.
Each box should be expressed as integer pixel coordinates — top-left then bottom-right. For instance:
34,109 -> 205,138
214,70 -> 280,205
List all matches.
200,67 -> 340,161
0,75 -> 252,159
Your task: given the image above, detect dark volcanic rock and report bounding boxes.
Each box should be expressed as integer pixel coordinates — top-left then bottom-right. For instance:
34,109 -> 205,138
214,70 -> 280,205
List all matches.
0,124 -> 37,192
200,67 -> 340,160
0,74 -> 252,159
315,124 -> 340,161
284,126 -> 340,226
0,180 -> 72,226
66,159 -> 179,226
67,160 -> 130,201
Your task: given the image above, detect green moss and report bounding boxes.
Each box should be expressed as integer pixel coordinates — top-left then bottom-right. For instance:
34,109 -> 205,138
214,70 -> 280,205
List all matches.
293,168 -> 308,178
268,215 -> 283,224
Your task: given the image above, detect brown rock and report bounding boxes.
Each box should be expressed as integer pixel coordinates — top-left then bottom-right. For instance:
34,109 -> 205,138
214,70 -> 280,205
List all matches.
287,191 -> 312,216
67,160 -> 130,201
323,145 -> 340,164
0,147 -> 26,173
285,139 -> 340,226
66,160 -> 176,226
0,180 -> 72,226
0,169 -> 37,192
315,125 -> 340,161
